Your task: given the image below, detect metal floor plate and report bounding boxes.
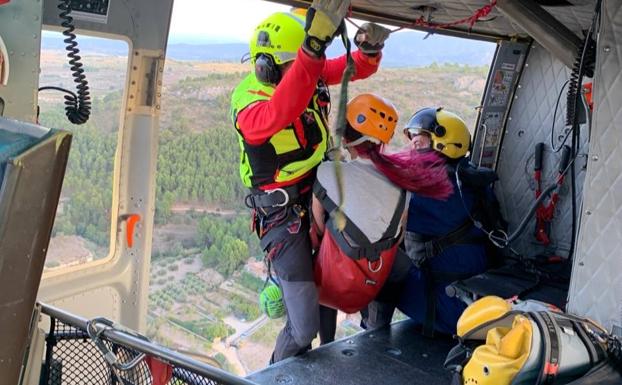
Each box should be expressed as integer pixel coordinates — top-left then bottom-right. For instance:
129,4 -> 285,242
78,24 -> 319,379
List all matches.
246,320 -> 455,385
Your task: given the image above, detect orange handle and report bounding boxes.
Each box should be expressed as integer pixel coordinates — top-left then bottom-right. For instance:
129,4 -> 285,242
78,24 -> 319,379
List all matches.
125,214 -> 141,248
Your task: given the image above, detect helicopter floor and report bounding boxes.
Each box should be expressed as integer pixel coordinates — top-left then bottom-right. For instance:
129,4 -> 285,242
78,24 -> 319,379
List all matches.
246,319 -> 455,385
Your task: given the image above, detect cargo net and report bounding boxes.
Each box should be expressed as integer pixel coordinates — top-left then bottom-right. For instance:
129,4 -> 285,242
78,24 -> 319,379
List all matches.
41,317 -> 232,385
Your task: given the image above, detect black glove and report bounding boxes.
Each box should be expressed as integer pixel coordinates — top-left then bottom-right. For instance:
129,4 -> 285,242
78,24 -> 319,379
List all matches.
303,0 -> 350,57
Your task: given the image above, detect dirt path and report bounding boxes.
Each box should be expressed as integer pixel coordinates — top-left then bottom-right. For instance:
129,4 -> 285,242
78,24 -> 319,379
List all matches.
212,341 -> 247,375
225,315 -> 268,346
171,203 -> 237,216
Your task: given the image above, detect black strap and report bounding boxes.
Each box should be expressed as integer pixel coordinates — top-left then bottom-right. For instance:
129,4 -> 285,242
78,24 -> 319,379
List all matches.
531,312 -> 560,385
245,185 -> 301,209
410,219 -> 484,262
314,180 -> 405,261
423,266 -> 436,338
573,319 -> 598,367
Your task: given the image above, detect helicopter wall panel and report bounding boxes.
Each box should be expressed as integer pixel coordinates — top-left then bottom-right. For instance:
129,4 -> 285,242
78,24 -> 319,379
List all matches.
42,0 -> 174,51
495,42 -> 589,261
568,0 -> 622,334
0,0 -> 43,122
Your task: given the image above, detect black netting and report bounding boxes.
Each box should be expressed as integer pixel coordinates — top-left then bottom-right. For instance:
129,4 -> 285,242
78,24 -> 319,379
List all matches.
41,318 -> 233,385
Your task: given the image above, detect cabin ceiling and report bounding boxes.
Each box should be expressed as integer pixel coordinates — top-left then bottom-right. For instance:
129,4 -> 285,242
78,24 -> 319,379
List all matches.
265,0 -> 598,40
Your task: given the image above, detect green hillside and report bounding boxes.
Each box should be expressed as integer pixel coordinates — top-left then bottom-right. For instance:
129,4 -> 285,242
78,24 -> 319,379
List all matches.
41,59 -> 488,254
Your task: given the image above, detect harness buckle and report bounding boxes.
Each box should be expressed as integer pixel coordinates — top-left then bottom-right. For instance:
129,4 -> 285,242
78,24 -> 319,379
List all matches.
266,188 -> 289,207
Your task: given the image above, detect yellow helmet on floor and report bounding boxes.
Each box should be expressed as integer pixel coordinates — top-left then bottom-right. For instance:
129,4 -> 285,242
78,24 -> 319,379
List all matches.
249,11 -> 306,66
404,107 -> 471,159
457,296 -> 512,338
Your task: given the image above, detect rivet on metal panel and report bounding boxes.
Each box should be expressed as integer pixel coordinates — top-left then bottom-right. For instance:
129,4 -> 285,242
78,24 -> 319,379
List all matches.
592,155 -> 599,161
585,210 -> 592,215
603,46 -> 611,53
518,130 -> 525,137
525,63 -> 529,67
508,117 -> 512,121
156,105 -> 160,110
518,84 -> 522,89
579,261 -> 585,266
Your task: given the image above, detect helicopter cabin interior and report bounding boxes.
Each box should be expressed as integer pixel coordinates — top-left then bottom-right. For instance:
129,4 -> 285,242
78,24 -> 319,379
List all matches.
0,0 -> 621,384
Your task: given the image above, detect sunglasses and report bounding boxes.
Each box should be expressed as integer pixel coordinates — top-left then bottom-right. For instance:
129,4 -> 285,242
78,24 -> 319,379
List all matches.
404,128 -> 431,141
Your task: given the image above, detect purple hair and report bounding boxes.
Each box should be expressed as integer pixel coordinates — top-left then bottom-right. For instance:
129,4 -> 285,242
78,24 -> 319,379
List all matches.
357,144 -> 453,200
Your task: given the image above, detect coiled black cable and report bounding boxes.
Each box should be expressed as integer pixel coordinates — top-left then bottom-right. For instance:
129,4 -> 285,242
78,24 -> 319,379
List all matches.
56,0 -> 91,125
565,1 -> 600,126
565,36 -> 595,126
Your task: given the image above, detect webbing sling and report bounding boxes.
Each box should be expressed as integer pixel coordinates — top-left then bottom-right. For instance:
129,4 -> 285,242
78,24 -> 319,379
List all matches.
313,179 -> 405,261
409,219 -> 484,261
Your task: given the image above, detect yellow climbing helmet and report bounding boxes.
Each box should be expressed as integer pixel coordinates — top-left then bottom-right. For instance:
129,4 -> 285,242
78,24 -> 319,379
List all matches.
249,11 -> 306,66
404,107 -> 471,159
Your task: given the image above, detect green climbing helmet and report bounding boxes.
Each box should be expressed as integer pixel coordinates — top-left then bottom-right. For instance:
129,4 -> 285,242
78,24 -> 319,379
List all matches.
259,284 -> 285,319
249,11 -> 306,65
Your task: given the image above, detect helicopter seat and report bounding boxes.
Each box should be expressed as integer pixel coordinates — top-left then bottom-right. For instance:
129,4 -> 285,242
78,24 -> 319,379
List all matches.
446,256 -> 572,311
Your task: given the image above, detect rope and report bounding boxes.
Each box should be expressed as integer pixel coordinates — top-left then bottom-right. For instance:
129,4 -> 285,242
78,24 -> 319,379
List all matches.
347,0 -> 497,34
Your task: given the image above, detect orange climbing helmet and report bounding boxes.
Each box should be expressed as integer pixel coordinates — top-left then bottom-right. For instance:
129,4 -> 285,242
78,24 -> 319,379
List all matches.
346,93 -> 398,145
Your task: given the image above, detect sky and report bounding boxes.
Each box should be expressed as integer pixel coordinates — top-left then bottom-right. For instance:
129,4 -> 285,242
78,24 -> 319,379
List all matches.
169,0 -> 291,43
168,0 -> 373,44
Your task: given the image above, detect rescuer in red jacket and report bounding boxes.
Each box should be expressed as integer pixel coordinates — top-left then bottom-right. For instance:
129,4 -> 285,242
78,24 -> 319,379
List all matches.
230,0 -> 390,362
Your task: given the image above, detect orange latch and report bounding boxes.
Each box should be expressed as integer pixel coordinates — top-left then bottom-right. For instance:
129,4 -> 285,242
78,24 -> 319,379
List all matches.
583,82 -> 593,111
120,214 -> 141,248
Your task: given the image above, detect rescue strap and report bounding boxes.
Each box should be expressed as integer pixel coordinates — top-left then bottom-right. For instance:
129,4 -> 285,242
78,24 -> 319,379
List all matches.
313,180 -> 404,261
331,22 -> 356,232
244,184 -> 302,209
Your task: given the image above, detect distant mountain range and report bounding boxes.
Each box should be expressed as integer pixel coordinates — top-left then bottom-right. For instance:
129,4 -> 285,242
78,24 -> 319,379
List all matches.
41,30 -> 495,67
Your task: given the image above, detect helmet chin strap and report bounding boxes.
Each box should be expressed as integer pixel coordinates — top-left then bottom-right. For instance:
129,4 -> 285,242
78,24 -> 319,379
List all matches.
343,136 -> 380,148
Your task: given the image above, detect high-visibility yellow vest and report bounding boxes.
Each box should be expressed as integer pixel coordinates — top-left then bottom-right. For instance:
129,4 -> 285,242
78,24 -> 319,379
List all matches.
230,73 -> 330,189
